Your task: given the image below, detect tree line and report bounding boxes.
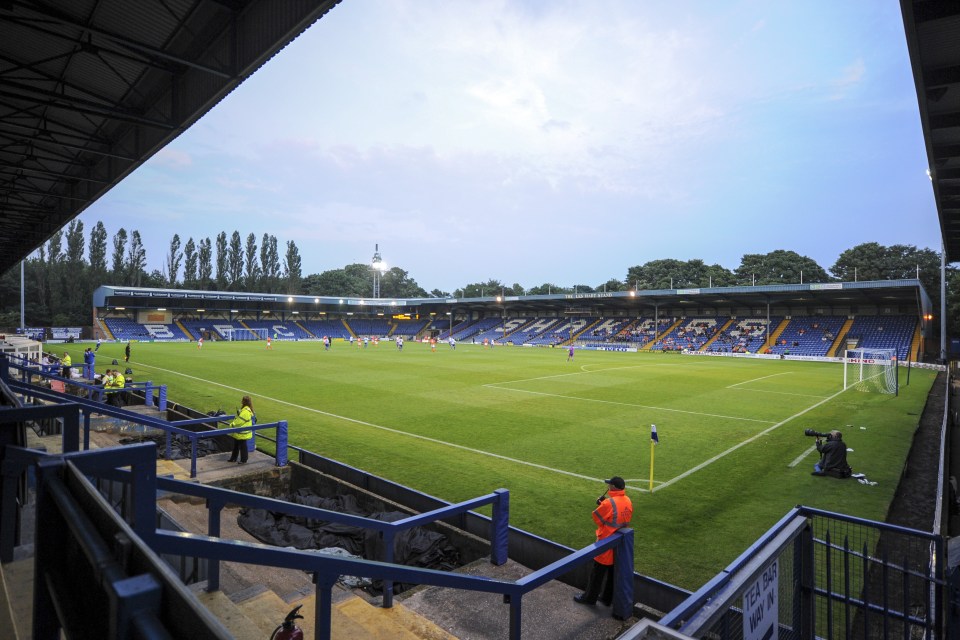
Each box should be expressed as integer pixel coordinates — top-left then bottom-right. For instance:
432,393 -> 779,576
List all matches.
0,221 -> 954,334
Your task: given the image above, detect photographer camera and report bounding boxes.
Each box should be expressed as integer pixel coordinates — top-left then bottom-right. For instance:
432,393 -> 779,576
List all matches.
807,429 -> 852,478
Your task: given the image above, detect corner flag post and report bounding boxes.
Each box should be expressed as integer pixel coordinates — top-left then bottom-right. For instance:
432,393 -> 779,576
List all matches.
649,424 -> 659,492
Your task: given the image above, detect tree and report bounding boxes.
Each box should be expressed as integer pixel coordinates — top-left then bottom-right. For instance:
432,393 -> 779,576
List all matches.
165,234 -> 182,286
227,231 -> 243,289
183,238 -> 197,288
627,259 -> 687,289
380,267 -> 427,298
734,250 -> 829,286
88,221 -> 108,275
283,240 -> 302,294
526,283 -> 561,295
832,242 -> 947,339
65,220 -> 84,264
214,232 -> 228,290
593,279 -> 623,292
260,233 -> 281,293
244,233 -> 260,291
63,220 -> 86,320
461,280 -> 505,298
111,228 -> 127,278
198,238 -> 213,289
126,230 -> 147,286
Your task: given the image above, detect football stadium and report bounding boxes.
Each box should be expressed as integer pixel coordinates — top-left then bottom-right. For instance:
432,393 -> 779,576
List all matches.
1,3 -> 958,640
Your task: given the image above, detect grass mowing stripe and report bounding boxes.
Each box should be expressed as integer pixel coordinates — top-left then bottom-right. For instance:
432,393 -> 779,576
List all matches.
654,385 -> 850,492
482,383 -> 776,424
131,359 -> 614,487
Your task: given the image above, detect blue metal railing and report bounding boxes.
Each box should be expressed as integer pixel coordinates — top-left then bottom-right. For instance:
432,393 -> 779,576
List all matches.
652,505 -> 943,640
4,373 -> 287,478
6,353 -> 168,410
4,437 -> 635,640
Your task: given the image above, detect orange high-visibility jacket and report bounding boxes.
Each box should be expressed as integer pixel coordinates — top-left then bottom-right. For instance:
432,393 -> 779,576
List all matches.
592,489 -> 633,565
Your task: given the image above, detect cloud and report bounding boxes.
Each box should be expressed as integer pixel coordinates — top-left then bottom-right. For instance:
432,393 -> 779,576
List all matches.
153,148 -> 192,169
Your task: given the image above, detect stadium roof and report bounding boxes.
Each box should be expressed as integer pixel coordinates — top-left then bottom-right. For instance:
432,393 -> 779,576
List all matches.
93,279 -> 932,318
901,0 -> 960,262
0,0 -> 340,276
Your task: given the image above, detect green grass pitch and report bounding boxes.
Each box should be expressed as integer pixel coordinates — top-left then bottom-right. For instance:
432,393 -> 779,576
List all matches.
79,339 -> 936,590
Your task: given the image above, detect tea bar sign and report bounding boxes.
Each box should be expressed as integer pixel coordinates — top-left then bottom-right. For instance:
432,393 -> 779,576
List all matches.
744,560 -> 778,640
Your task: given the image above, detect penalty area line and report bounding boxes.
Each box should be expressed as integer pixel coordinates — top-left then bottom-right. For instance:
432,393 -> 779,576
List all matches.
654,385 -> 850,493
130,361 -> 626,489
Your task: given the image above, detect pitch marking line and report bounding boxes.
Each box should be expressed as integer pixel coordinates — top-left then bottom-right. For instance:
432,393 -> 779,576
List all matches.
654,386 -> 850,493
789,444 -> 819,468
726,372 -> 793,388
726,371 -> 828,399
483,382 -> 773,424
130,361 -> 623,489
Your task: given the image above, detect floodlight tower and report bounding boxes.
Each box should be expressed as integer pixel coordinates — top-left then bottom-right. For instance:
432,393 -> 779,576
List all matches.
371,244 -> 387,298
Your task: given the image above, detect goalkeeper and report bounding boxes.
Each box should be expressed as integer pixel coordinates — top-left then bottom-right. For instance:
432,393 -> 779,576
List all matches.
812,430 -> 852,478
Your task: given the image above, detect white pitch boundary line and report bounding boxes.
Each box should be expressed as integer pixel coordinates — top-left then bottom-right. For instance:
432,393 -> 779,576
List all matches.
726,371 -> 828,398
789,444 -> 819,468
726,372 -> 793,388
653,386 -> 850,493
129,361 -> 620,488
482,385 -> 774,424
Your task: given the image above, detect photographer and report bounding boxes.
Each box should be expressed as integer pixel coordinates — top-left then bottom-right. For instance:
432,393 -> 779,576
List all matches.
812,430 -> 852,478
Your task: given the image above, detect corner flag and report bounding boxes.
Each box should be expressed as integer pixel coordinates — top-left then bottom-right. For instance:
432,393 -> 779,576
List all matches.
651,424 -> 659,444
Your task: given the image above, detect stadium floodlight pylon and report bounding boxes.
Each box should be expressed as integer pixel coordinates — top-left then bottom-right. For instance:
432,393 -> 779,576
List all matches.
221,327 -> 267,341
843,347 -> 898,395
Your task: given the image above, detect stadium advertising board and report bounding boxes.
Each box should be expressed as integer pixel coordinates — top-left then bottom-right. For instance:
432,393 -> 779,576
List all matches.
51,327 -> 82,340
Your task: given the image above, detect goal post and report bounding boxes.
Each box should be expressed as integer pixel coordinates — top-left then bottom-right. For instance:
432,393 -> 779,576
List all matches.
843,348 -> 898,395
221,327 -> 268,342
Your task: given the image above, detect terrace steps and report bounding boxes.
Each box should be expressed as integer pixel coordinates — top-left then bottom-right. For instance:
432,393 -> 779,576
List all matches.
177,319 -> 195,340
295,321 -> 316,338
641,318 -> 682,350
828,318 -> 855,357
766,318 -> 790,349
700,318 -> 734,350
910,323 -> 923,361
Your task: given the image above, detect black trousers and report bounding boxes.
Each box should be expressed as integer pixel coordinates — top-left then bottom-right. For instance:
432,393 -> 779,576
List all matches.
228,438 -> 248,462
581,560 -> 614,604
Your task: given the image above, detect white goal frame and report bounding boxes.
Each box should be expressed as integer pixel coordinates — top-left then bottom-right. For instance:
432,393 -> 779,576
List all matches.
221,327 -> 268,342
843,347 -> 898,395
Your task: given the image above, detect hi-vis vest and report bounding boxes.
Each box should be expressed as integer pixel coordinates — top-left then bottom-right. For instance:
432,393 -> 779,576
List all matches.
592,489 -> 633,565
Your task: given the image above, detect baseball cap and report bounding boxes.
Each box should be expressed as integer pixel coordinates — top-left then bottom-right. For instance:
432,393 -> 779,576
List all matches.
604,476 -> 625,490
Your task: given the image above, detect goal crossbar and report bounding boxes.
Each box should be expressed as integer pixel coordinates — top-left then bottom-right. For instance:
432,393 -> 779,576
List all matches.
221,327 -> 267,341
843,348 -> 898,395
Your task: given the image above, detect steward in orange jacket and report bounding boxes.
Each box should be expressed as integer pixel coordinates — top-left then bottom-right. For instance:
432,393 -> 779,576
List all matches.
592,484 -> 633,565
574,476 -> 633,615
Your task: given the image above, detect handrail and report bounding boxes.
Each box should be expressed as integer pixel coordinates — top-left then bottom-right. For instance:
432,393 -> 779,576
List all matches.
6,354 -> 165,408
12,441 -> 634,640
5,376 -> 287,478
96,462 -> 508,605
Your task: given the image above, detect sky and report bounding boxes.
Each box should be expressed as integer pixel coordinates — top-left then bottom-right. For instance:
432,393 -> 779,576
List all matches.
78,0 -> 942,294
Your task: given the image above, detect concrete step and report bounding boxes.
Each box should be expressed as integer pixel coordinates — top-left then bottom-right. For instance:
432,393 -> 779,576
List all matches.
400,558 -> 635,640
0,557 -> 34,640
157,497 -> 317,601
195,589 -> 265,640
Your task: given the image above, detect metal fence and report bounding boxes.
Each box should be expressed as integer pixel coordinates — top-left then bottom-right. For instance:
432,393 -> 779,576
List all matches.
650,506 -> 943,640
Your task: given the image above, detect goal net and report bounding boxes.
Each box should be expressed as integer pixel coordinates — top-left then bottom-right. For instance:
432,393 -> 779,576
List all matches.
843,348 -> 898,395
221,327 -> 267,342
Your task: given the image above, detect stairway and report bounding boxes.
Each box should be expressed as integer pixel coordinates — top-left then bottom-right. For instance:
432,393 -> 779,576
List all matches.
641,318 -> 683,351
700,318 -> 734,351
828,317 -> 855,357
